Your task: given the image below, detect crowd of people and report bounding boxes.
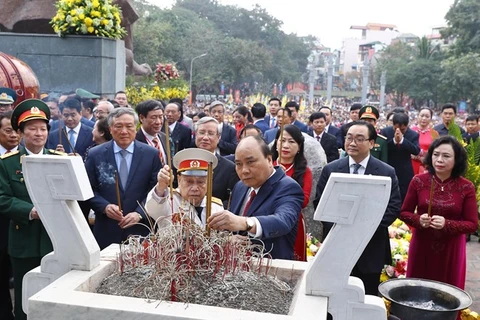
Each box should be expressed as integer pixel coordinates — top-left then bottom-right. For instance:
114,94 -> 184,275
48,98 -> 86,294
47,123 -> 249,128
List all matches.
0,85 -> 478,319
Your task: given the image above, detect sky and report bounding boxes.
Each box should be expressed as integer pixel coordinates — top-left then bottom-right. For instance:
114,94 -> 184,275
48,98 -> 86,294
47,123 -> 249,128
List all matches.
147,0 -> 455,50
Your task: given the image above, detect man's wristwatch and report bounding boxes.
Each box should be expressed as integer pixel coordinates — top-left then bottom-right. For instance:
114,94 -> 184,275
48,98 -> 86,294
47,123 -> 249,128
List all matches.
136,213 -> 143,222
245,217 -> 254,232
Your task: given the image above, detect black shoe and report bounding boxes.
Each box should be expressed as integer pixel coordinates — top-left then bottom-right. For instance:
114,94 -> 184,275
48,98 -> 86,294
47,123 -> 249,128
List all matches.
9,276 -> 13,289
467,234 -> 471,242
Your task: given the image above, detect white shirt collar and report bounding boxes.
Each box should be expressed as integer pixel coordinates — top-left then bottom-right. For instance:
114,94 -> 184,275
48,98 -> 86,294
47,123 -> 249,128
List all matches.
348,155 -> 370,170
25,147 -> 43,155
168,122 -> 177,132
141,127 -> 157,142
0,145 -> 18,155
67,122 -> 82,134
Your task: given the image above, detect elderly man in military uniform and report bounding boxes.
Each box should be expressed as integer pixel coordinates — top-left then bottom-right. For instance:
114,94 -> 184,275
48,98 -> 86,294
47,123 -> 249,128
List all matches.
359,105 -> 388,163
145,148 -> 223,229
0,99 -> 65,320
0,87 -> 17,115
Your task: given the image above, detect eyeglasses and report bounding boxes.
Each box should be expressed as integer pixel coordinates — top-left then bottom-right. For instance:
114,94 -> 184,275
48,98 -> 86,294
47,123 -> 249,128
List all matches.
345,136 -> 369,144
197,131 -> 218,138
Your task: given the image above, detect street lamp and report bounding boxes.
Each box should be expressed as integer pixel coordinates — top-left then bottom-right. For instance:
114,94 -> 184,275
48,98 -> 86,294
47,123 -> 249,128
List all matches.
189,53 -> 208,104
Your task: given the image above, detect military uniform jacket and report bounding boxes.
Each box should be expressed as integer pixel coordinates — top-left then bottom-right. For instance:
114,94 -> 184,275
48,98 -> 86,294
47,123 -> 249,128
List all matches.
371,134 -> 388,163
145,188 -> 223,229
0,147 -> 64,258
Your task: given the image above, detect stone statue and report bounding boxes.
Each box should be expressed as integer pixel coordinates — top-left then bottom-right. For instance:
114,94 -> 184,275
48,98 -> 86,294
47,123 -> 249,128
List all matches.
0,0 -> 152,76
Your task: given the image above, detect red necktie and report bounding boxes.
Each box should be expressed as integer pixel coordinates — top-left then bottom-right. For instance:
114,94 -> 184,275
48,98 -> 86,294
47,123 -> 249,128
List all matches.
152,137 -> 165,166
243,190 -> 256,216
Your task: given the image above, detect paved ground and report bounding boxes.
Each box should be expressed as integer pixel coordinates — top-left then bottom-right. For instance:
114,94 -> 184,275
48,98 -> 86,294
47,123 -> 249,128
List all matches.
466,235 -> 480,312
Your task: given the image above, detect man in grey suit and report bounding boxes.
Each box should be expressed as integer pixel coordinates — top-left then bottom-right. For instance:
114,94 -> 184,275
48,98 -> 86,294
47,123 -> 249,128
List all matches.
314,120 -> 401,295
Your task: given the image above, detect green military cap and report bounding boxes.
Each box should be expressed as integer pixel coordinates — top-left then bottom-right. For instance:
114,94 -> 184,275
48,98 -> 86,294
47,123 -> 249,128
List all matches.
11,99 -> 51,131
359,105 -> 380,120
75,88 -> 100,99
0,87 -> 17,105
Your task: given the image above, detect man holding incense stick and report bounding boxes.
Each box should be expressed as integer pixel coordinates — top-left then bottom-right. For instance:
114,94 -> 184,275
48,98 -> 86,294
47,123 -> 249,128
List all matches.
85,108 -> 161,249
207,135 -> 304,260
145,148 -> 223,228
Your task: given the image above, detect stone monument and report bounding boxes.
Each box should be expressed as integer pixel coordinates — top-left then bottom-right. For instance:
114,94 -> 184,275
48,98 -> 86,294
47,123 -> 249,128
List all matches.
22,154 -> 390,320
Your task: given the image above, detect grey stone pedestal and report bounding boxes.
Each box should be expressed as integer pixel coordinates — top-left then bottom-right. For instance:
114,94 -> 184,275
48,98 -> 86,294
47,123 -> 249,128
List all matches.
0,33 -> 125,95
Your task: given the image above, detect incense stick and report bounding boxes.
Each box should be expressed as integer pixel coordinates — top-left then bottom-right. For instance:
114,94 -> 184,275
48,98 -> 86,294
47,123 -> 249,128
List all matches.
206,161 -> 213,236
164,122 -> 174,202
115,170 -> 122,212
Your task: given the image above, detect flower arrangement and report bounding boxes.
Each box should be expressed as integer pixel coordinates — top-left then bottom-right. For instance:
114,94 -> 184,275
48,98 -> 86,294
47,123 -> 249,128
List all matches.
155,63 -> 180,83
380,219 -> 411,282
50,0 -> 127,39
125,85 -> 189,107
306,233 -> 321,258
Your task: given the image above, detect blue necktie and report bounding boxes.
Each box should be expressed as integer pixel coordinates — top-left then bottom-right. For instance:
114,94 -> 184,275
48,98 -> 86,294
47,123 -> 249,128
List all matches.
119,150 -> 129,189
353,163 -> 362,174
68,129 -> 76,152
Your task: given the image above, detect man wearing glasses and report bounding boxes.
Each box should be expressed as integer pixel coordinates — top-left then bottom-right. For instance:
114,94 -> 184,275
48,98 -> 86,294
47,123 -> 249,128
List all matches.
94,100 -> 115,120
314,120 -> 401,296
47,98 -> 94,159
194,117 -> 239,207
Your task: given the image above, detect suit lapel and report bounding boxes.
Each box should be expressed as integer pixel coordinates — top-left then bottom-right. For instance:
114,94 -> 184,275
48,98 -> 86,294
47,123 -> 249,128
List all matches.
231,184 -> 248,215
75,125 -> 87,152
126,141 -> 142,189
364,157 -> 379,175
338,157 -> 350,173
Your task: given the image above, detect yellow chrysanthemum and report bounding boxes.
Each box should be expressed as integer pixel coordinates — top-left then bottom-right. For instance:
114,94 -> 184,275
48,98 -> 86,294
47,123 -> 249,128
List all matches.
70,9 -> 77,16
84,17 -> 93,27
79,13 -> 85,20
92,0 -> 100,8
87,26 -> 94,33
102,19 -> 109,26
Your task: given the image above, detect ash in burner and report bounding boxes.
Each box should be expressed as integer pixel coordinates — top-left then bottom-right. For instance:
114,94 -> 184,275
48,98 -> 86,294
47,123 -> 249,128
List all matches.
401,300 -> 449,311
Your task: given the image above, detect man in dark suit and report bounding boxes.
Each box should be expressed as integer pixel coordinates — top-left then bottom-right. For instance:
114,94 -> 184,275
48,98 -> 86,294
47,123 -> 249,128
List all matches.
463,114 -> 479,144
381,112 -> 420,201
285,101 -> 308,133
47,98 -> 94,159
85,108 -> 161,249
264,107 -> 293,144
194,117 -> 239,207
164,102 -> 191,155
319,106 -> 342,148
308,112 -> 339,163
207,135 -> 304,260
264,97 -> 281,129
434,103 -> 465,136
135,100 -> 168,166
314,120 -> 401,295
251,103 -> 269,134
209,101 -> 237,155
